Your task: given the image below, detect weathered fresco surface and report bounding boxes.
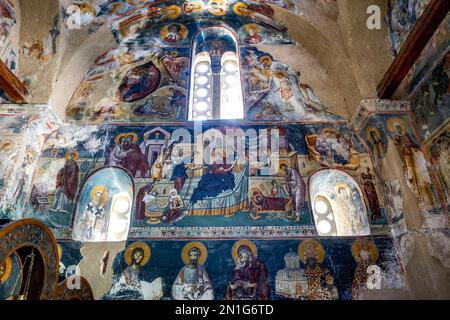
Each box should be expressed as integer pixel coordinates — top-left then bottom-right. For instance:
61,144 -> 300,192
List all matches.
0,0 -> 17,74
3,1 -> 444,301
56,237 -> 404,300
62,0 -> 344,125
0,252 -> 22,300
0,105 -> 60,219
359,113 -> 443,216
387,0 -> 431,55
409,50 -> 450,210
18,122 -> 388,240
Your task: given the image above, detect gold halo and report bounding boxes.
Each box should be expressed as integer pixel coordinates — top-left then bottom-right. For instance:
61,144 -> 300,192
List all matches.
64,150 -> 79,161
298,239 -> 325,264
366,127 -> 382,145
0,257 -> 12,285
335,182 -> 350,194
90,185 -> 109,206
57,244 -> 63,261
166,5 -> 182,19
259,55 -> 272,66
244,23 -> 260,33
208,0 -> 228,16
233,2 -> 248,16
181,242 -> 208,265
114,133 -> 128,144
386,117 -> 407,133
0,140 -> 14,152
351,239 -> 379,264
231,240 -> 258,265
77,2 -> 97,16
160,23 -> 189,42
115,132 -> 138,144
183,0 -> 205,13
275,70 -> 287,79
125,132 -> 139,143
124,242 -> 151,267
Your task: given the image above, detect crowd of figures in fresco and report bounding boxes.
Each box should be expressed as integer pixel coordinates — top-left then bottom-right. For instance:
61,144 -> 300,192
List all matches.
0,0 -> 448,302
52,237 -> 404,301
61,0 -> 342,124
18,122 -> 391,241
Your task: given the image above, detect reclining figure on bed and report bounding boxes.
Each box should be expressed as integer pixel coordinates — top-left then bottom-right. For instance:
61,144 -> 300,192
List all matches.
190,160 -> 238,205
249,180 -> 294,220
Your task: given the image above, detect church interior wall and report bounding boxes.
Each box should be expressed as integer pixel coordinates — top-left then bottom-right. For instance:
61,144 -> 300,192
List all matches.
0,0 -> 449,300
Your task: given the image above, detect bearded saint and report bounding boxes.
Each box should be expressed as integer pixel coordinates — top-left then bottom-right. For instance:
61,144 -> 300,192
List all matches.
225,245 -> 270,300
50,152 -> 79,214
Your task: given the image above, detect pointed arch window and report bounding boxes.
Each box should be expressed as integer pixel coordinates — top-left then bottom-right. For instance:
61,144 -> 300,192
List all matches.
189,27 -> 244,121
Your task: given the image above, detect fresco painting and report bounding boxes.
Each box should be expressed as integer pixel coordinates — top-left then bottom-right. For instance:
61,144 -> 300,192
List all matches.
18,122 -> 388,241
0,252 -> 22,300
56,242 -> 83,283
0,0 -> 17,74
1,1 -> 435,302
62,1 -> 296,39
309,170 -> 372,237
55,237 -> 409,300
242,48 -> 341,123
425,121 -> 450,208
72,167 -> 134,242
386,116 -> 440,213
64,0 -> 303,125
410,51 -> 450,141
359,112 -> 444,216
387,0 -> 431,55
0,107 -> 61,220
406,18 -> 449,94
66,47 -> 190,124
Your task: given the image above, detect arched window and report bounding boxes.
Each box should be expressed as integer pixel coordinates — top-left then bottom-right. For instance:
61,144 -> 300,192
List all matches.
189,27 -> 244,121
309,169 -> 370,237
72,167 -> 134,242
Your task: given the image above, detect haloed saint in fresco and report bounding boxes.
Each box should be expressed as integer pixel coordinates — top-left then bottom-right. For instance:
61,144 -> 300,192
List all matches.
279,163 -> 306,221
107,133 -> 150,178
172,242 -> 214,300
387,117 -> 435,209
105,242 -> 163,300
360,168 -> 382,222
298,239 -> 338,300
50,150 -> 79,214
75,185 -> 109,242
225,240 -> 270,300
351,239 -> 379,300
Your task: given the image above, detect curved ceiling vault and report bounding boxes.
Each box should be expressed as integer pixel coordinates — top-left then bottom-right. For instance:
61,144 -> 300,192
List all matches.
14,0 -> 394,121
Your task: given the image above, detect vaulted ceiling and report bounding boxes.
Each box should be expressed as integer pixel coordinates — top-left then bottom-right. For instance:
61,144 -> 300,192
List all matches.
12,0 -> 394,121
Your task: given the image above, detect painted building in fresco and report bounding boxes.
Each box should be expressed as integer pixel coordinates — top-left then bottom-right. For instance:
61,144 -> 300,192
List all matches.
0,0 -> 449,301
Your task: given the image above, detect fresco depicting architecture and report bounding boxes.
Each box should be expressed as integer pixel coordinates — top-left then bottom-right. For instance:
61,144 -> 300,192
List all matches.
0,0 -> 449,303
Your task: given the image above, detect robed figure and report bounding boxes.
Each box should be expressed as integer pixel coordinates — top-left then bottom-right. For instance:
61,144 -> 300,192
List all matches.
50,151 -> 79,214
225,242 -> 270,300
172,243 -> 214,300
280,164 -> 306,217
361,168 -> 382,221
190,156 -> 237,205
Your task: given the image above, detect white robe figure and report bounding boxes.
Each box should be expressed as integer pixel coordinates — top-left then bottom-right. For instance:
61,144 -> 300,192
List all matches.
172,264 -> 214,300
109,266 -> 163,300
109,143 -> 129,166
